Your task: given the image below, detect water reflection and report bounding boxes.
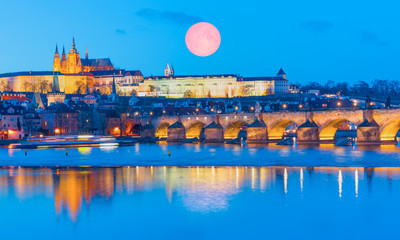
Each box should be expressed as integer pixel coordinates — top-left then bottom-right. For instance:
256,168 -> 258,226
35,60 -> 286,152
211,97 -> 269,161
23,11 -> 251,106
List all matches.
1,166 -> 400,222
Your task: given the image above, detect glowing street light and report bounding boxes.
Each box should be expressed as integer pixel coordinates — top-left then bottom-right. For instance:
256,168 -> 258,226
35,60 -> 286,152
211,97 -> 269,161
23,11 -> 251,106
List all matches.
337,102 -> 341,106
55,128 -> 60,134
299,104 -> 303,109
282,104 -> 287,109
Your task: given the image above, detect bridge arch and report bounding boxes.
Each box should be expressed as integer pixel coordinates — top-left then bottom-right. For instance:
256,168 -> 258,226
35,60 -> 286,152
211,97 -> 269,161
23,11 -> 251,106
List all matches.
319,119 -> 355,141
186,122 -> 205,139
268,120 -> 296,140
224,121 -> 247,139
155,122 -> 169,138
380,119 -> 400,142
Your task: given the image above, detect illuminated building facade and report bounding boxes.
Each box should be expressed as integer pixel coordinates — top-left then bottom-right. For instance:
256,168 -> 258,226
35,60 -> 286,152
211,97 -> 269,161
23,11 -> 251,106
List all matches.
0,106 -> 24,139
39,104 -> 78,135
138,65 -> 289,98
0,37 -> 142,95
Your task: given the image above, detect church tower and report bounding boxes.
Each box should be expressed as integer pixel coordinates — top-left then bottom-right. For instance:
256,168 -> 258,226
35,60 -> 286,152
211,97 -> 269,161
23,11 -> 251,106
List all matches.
277,68 -> 287,80
61,46 -> 67,73
108,74 -> 119,103
165,63 -> 174,77
67,37 -> 83,74
53,45 -> 61,72
47,73 -> 66,106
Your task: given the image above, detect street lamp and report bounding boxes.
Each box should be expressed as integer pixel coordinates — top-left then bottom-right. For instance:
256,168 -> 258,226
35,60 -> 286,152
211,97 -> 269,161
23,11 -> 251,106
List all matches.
55,128 -> 60,134
337,102 -> 341,107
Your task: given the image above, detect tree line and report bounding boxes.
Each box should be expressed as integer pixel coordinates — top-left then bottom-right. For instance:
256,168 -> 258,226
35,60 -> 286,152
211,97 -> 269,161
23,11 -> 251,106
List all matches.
296,79 -> 400,96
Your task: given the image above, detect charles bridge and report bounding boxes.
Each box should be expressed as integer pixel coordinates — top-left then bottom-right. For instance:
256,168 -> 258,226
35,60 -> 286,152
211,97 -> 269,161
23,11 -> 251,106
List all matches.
138,108 -> 400,145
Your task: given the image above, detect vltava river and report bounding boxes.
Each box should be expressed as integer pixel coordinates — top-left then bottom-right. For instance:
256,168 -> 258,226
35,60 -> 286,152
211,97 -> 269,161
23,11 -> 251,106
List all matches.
0,166 -> 399,239
2,143 -> 400,166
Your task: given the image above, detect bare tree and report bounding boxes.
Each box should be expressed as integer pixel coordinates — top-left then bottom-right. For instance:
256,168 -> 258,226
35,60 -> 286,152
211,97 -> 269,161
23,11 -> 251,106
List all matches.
39,80 -> 49,93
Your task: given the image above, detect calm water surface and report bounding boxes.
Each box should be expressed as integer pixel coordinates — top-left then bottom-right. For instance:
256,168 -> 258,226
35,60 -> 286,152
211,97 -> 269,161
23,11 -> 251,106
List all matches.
0,166 -> 399,239
2,144 -> 400,239
2,143 -> 400,167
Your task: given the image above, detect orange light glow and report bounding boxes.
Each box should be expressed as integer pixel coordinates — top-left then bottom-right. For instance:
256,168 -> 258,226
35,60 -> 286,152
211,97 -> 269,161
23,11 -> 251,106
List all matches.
55,128 -> 60,134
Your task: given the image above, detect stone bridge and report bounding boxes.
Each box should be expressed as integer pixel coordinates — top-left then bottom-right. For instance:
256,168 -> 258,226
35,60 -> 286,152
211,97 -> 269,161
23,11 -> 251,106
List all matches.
139,109 -> 400,145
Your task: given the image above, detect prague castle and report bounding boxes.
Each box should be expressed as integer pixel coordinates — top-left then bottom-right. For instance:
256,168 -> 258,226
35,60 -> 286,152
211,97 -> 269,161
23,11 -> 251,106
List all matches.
0,38 -> 143,95
137,64 -> 289,98
0,37 -> 289,98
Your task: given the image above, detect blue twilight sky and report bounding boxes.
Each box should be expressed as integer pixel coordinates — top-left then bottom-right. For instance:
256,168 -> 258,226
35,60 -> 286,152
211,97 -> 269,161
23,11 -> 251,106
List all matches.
0,0 -> 399,85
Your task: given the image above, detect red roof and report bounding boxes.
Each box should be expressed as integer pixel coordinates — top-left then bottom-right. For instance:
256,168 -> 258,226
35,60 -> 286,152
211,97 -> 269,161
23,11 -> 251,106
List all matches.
2,96 -> 31,101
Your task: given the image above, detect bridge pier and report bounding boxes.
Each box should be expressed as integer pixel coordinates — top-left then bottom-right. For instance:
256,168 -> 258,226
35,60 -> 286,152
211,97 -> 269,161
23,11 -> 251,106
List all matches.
140,124 -> 155,139
204,121 -> 224,143
356,119 -> 382,145
297,120 -> 319,144
247,119 -> 268,144
167,121 -> 186,142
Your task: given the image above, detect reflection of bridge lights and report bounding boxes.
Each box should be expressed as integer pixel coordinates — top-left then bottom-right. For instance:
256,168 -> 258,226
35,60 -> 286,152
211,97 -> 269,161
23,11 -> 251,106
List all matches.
338,170 -> 343,198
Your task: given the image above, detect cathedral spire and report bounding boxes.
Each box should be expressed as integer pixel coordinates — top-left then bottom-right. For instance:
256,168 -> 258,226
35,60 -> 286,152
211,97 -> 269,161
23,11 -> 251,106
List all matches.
71,36 -> 77,53
165,63 -> 171,76
55,44 -> 59,54
85,46 -> 88,59
61,46 -> 66,61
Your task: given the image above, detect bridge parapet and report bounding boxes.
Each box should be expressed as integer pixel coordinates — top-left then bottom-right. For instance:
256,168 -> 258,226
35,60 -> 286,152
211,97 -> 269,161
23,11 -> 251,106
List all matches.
143,108 -> 400,145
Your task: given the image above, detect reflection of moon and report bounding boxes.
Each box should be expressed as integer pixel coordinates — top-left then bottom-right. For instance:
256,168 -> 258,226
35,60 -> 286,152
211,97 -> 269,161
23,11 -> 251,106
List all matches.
185,22 -> 221,57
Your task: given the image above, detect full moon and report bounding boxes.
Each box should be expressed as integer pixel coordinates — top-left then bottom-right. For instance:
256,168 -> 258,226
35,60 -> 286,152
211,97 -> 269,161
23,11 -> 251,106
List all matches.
185,22 -> 221,57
